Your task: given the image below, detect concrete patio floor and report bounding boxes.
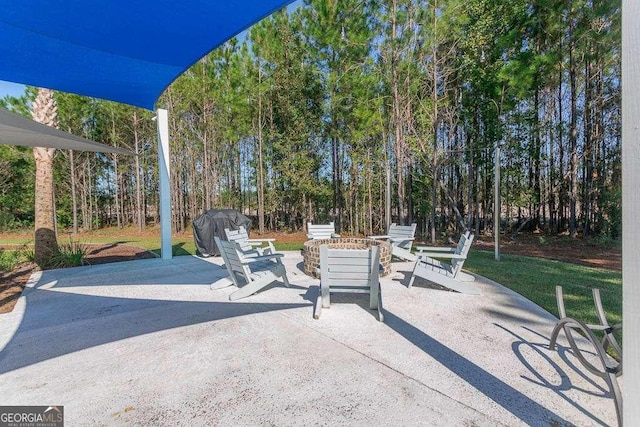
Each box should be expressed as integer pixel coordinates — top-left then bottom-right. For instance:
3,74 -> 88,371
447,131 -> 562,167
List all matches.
0,252 -> 618,426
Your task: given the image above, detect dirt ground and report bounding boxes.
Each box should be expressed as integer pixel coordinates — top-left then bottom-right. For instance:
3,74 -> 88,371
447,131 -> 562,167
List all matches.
0,232 -> 621,314
472,234 -> 621,271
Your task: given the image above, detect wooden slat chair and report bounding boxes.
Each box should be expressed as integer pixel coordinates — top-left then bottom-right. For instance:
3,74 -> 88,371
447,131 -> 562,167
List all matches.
224,226 -> 275,256
369,223 -> 417,261
213,236 -> 290,301
415,231 -> 475,282
408,232 -> 479,294
549,286 -> 622,426
314,245 -> 383,321
307,222 -> 340,240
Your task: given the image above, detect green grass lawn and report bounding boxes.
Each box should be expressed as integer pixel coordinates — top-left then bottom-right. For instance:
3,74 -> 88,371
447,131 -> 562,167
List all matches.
0,233 -> 197,257
0,231 -> 304,257
465,250 -> 622,326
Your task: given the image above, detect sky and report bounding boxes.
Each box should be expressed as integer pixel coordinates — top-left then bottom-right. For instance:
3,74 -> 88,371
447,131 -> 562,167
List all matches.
0,80 -> 25,99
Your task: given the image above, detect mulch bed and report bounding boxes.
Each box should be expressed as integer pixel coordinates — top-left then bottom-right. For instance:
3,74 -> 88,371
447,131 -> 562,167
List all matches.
0,262 -> 37,314
0,243 -> 156,314
472,234 -> 621,272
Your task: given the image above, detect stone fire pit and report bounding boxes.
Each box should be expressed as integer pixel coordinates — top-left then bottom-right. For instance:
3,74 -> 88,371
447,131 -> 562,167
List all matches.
302,238 -> 393,278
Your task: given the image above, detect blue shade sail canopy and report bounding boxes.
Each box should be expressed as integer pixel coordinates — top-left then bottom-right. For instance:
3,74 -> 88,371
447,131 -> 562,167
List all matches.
0,0 -> 295,110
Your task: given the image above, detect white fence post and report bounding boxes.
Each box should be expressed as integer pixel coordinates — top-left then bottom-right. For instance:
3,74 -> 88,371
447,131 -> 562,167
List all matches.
622,1 -> 638,423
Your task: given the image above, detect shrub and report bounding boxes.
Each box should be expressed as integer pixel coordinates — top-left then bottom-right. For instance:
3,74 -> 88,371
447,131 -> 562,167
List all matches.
29,240 -> 88,269
0,248 -> 27,273
45,241 -> 88,269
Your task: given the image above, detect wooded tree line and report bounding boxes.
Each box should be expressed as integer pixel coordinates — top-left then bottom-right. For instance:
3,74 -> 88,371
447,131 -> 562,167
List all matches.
0,0 -> 621,242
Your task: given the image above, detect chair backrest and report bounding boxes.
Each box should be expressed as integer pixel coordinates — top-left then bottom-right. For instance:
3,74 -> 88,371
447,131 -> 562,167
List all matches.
388,223 -> 417,250
214,236 -> 251,286
224,226 -> 253,253
451,233 -> 474,277
307,222 -> 337,240
320,245 -> 380,291
454,230 -> 472,254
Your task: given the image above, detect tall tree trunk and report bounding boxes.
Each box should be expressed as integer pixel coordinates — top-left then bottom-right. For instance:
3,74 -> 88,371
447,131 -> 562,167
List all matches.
368,147 -> 373,235
31,88 -> 59,266
533,86 -> 542,228
569,16 -> 579,238
583,55 -> 593,238
557,65 -> 565,233
431,154 -> 438,243
390,0 -> 406,224
81,160 -> 89,230
331,133 -> 342,227
593,48 -> 605,234
257,65 -> 266,234
69,149 -> 78,235
430,8 -> 439,242
385,131 -> 392,231
113,154 -> 121,227
547,87 -> 555,233
133,111 -> 144,231
33,147 -> 57,264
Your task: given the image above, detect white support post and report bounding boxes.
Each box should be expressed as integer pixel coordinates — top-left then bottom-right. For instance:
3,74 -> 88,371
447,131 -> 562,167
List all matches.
386,161 -> 391,230
622,2 -> 639,423
157,108 -> 172,260
494,146 -> 500,261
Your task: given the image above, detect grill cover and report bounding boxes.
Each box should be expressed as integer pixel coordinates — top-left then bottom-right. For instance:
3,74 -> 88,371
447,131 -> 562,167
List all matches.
192,209 -> 252,257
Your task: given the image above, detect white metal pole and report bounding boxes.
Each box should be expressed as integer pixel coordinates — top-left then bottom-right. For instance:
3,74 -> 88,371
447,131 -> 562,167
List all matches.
157,108 -> 172,260
386,156 -> 391,230
494,146 -> 500,261
622,2 -> 638,423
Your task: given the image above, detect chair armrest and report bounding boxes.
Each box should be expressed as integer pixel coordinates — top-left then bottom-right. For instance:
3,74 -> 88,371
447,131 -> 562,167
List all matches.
368,234 -> 390,240
241,253 -> 284,264
418,252 -> 466,260
390,237 -> 415,243
247,238 -> 276,244
416,246 -> 456,253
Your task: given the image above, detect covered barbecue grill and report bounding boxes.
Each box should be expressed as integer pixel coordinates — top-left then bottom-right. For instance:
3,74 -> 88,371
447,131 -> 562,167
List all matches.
192,209 -> 252,257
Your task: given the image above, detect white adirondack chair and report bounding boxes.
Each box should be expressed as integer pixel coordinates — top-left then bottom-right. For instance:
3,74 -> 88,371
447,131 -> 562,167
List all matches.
307,222 -> 340,240
224,226 -> 275,256
213,236 -> 290,301
314,245 -> 383,321
409,232 -> 478,294
415,231 -> 475,282
369,223 -> 417,262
